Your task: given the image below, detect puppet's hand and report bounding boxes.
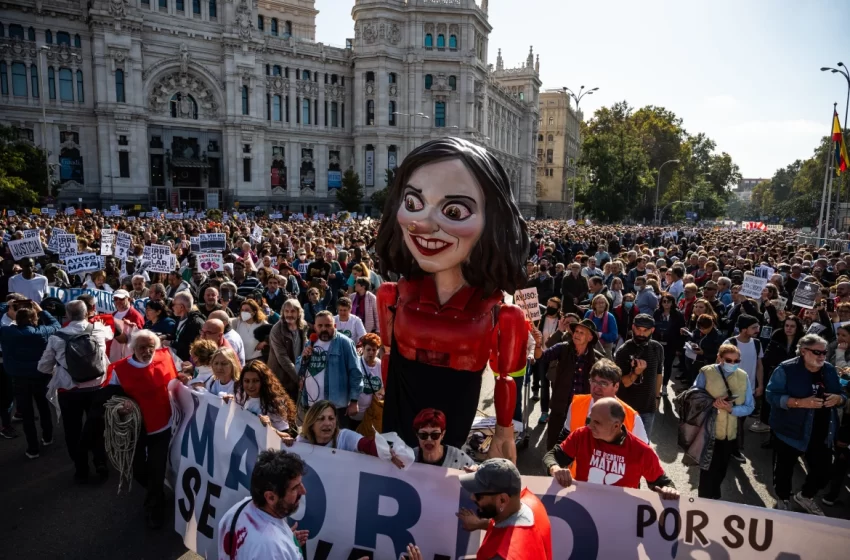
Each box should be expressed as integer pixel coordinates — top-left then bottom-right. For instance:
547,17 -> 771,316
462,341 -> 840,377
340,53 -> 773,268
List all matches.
487,424 -> 517,465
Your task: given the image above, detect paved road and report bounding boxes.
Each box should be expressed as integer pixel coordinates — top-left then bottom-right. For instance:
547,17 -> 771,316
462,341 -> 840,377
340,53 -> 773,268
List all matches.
1,369 -> 847,559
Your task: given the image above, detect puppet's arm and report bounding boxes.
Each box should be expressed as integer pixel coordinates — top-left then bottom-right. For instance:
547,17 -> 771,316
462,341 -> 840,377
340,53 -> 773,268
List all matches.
376,282 -> 399,385
488,304 -> 528,464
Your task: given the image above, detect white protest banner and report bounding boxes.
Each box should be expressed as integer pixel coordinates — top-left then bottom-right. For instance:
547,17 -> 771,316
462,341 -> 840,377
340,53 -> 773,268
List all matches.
170,384 -> 850,560
197,252 -> 224,273
199,233 -> 227,252
7,210 -> 16,217
739,274 -> 768,300
23,229 -> 39,239
754,265 -> 774,280
251,225 -> 263,243
585,218 -> 593,226
46,227 -> 66,253
48,287 -> 115,313
513,287 -> 541,321
65,207 -> 76,215
567,219 -> 577,227
143,244 -> 174,273
8,237 -> 45,260
64,252 -> 101,275
100,228 -> 115,256
114,232 -> 132,261
56,233 -> 78,259
793,281 -> 819,310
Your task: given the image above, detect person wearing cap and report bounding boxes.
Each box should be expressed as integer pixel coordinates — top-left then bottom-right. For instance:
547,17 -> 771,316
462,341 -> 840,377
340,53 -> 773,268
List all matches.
457,458 -> 552,560
543,398 -> 678,500
108,289 -> 146,362
614,314 -> 665,441
532,319 -> 604,449
723,314 -> 765,459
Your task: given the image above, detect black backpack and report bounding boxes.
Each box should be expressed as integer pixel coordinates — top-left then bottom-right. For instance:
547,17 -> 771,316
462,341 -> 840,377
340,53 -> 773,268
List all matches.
57,323 -> 106,382
724,336 -> 762,355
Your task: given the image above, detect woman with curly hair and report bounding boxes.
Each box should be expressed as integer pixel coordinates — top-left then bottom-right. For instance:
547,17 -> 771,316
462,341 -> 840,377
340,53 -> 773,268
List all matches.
226,360 -> 297,442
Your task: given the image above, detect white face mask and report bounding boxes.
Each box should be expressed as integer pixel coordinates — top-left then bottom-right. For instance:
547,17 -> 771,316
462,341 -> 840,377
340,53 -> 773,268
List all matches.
241,311 -> 252,321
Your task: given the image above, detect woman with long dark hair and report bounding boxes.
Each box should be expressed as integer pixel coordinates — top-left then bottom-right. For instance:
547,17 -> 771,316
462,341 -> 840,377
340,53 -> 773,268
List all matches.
227,360 -> 296,441
374,137 -> 530,459
653,292 -> 685,396
756,315 -> 805,444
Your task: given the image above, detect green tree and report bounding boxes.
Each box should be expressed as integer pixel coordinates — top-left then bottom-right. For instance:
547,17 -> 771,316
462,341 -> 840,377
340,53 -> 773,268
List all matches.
336,168 -> 364,212
0,125 -> 49,207
370,168 -> 395,215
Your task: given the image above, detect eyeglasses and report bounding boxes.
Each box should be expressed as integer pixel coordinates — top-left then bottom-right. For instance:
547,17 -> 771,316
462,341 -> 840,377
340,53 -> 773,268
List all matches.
805,348 -> 828,357
589,379 -> 613,388
722,359 -> 741,364
416,431 -> 442,441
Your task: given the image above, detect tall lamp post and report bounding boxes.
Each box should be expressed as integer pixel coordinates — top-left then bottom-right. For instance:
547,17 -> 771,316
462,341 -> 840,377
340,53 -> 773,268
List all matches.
821,63 -> 850,232
654,159 -> 680,225
563,85 -> 598,219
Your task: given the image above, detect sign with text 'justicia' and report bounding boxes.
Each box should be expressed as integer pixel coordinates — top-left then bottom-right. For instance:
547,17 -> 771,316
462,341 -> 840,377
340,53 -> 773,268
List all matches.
170,383 -> 850,560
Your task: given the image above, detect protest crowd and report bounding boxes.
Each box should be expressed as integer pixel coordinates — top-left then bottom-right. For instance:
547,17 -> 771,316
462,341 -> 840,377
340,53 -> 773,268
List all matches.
1,205 -> 850,558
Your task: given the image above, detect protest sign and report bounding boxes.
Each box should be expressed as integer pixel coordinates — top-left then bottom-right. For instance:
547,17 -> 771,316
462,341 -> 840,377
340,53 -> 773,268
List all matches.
64,253 -> 101,275
7,210 -> 15,217
114,232 -> 132,261
171,383 -> 850,560
251,225 -> 263,243
513,287 -> 541,321
46,227 -> 66,253
8,237 -> 45,260
65,207 -> 75,215
793,281 -> 819,310
48,287 -> 116,313
567,219 -> 577,227
190,237 -> 201,253
739,274 -> 768,300
199,233 -> 226,252
23,229 -> 39,239
196,252 -> 224,273
143,244 -> 174,274
132,297 -> 150,315
56,234 -> 78,259
100,229 -> 115,256
754,265 -> 774,280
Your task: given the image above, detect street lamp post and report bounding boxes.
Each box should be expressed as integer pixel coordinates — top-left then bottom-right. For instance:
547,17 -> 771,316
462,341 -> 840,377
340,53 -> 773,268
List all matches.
821,63 -> 850,232
654,159 -> 680,225
38,46 -> 51,199
563,85 -> 598,220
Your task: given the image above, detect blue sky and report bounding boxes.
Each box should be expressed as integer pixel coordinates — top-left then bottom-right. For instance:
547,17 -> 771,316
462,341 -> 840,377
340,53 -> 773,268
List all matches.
315,0 -> 846,179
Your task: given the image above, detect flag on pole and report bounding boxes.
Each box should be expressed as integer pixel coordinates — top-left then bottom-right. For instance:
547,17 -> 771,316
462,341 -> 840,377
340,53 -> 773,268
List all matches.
832,110 -> 849,175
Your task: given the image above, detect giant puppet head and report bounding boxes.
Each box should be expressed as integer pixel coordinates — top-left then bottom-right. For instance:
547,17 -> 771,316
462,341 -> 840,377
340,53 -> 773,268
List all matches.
375,137 -> 530,295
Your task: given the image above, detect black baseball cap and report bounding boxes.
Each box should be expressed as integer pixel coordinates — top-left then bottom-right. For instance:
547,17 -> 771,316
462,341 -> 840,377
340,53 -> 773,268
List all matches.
458,458 -> 521,496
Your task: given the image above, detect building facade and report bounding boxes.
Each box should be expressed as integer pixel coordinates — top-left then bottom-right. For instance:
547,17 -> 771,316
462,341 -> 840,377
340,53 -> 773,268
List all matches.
535,88 -> 580,218
734,178 -> 767,202
0,0 -> 540,215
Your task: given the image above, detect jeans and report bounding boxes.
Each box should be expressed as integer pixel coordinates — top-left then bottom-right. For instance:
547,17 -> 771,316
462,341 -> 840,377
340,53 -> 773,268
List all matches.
773,435 -> 832,500
0,363 -> 12,428
661,345 -> 676,389
133,429 -> 171,517
58,388 -> 107,475
640,412 -> 655,443
12,374 -> 53,453
532,360 -> 550,412
699,438 -> 736,499
826,445 -> 850,499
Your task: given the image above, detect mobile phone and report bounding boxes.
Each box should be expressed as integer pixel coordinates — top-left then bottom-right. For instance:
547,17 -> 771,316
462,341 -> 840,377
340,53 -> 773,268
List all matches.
827,299 -> 835,313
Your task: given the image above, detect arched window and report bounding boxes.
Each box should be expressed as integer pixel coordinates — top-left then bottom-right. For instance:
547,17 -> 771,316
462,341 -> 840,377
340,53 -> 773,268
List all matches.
424,34 -> 432,49
74,34 -> 81,48
257,15 -> 264,31
389,101 -> 396,126
366,99 -> 374,126
115,69 -> 125,102
0,63 -> 7,95
388,72 -> 396,84
449,75 -> 456,90
271,18 -> 278,36
9,24 -> 24,40
302,69 -> 310,81
170,93 -> 198,119
434,101 -> 446,127
284,21 -> 292,37
449,35 -> 457,50
365,71 -> 374,82
302,98 -> 310,124
519,91 -> 524,101
27,27 -> 35,41
11,63 -> 27,97
424,74 -> 432,89
45,30 -> 53,44
56,31 -> 70,45
76,70 -> 84,102
537,134 -> 543,141
30,64 -> 38,98
58,67 -> 73,100
209,0 -> 217,18
48,67 -> 55,99
241,85 -> 249,115
437,34 -> 445,49
273,65 -> 281,76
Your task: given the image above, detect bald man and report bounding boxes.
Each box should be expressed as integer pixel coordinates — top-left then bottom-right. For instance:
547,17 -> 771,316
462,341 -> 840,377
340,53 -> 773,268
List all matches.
207,311 -> 245,365
543,397 -> 678,500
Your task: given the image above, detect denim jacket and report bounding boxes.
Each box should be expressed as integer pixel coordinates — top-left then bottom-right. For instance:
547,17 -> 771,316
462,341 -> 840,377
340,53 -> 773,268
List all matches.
766,357 -> 847,452
296,332 -> 364,409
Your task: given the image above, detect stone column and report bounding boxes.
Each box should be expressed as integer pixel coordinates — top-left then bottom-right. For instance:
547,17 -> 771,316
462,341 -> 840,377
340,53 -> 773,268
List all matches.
317,72 -> 325,127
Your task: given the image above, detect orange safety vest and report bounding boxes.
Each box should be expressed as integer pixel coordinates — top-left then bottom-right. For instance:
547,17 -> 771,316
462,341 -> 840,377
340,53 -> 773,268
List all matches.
567,394 -> 637,476
110,348 -> 177,434
476,488 -> 552,560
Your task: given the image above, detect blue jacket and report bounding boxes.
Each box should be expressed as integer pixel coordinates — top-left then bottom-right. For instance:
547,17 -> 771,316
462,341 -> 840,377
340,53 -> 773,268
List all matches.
296,332 -> 364,409
766,357 -> 847,452
635,286 -> 659,315
0,311 -> 61,378
583,310 -> 619,343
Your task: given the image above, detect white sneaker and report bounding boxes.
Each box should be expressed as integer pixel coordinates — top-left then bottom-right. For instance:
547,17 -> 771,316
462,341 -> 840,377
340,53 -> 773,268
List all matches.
794,492 -> 825,516
749,421 -> 771,433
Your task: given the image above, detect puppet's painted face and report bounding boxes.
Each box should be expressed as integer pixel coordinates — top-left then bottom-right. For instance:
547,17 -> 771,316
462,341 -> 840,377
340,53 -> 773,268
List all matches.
397,158 -> 485,274
398,159 -> 484,273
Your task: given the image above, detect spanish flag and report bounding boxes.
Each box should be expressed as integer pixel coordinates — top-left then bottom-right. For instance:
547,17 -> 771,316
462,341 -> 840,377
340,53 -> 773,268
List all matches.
833,110 -> 849,175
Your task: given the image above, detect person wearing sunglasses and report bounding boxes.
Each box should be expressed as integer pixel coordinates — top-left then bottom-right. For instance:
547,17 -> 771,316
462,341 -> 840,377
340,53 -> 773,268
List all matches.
766,334 -> 847,515
689,344 -> 755,500
411,408 -> 475,470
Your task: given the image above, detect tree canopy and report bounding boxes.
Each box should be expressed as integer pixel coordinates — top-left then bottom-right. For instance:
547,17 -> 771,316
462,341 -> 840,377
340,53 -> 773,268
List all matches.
0,125 -> 50,207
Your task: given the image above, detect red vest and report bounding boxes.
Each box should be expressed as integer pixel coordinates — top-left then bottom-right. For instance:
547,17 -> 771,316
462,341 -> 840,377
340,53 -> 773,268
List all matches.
110,348 -> 177,434
476,489 -> 552,560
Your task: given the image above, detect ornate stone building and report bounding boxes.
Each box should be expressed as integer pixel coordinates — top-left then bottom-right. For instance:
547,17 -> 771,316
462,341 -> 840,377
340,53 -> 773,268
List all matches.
0,0 -> 540,214
536,88 -> 581,218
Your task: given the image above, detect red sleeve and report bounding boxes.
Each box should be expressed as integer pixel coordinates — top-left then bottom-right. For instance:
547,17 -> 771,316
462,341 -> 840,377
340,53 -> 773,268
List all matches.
356,436 -> 378,457
560,427 -> 584,457
640,442 -> 665,483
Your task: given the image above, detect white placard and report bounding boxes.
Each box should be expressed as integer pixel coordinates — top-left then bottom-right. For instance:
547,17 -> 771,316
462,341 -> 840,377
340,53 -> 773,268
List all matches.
23,229 -> 39,239
56,233 -> 78,259
114,232 -> 132,261
143,244 -> 174,273
100,228 -> 114,256
793,281 -> 819,310
199,232 -> 227,252
196,252 -> 224,273
46,227 -> 66,253
8,237 -> 45,260
513,287 -> 541,321
190,236 -> 201,253
64,252 -> 101,275
7,210 -> 16,217
251,225 -> 263,243
739,275 -> 768,300
754,265 -> 774,280
567,219 -> 577,227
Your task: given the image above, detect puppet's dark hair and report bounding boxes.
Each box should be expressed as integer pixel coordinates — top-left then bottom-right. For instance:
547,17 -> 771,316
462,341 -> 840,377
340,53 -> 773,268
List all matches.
375,137 -> 529,294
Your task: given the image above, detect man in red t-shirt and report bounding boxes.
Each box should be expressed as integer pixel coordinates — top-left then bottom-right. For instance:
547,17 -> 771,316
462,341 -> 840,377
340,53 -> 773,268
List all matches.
543,397 -> 679,500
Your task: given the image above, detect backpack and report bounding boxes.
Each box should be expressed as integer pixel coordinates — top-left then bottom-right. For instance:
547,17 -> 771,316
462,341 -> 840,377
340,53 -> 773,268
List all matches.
724,336 -> 762,356
57,323 -> 106,382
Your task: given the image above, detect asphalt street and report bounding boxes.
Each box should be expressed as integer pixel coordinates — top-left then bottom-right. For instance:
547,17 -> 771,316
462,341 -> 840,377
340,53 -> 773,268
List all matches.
1,367 -> 847,560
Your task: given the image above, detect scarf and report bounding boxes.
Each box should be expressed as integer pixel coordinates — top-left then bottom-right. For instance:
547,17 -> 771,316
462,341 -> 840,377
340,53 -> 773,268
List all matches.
352,292 -> 366,323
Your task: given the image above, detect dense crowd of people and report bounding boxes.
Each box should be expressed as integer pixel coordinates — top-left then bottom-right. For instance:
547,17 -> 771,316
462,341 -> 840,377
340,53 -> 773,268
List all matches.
1,210 -> 849,557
